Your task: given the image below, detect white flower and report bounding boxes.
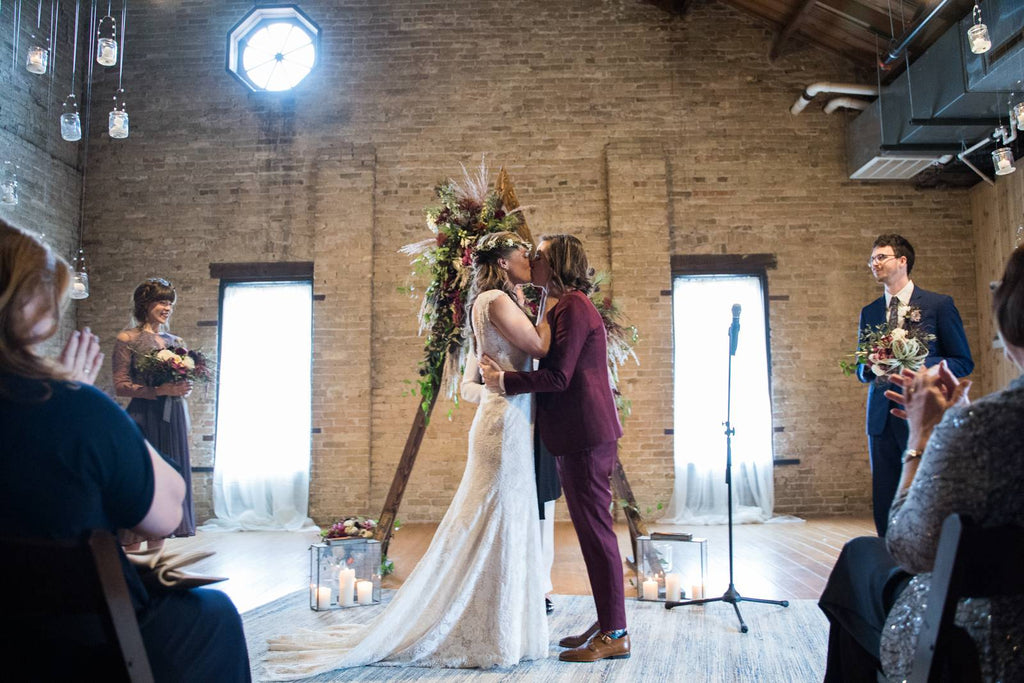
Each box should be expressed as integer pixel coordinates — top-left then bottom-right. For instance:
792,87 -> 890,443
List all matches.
889,328 -> 908,341
155,349 -> 176,361
361,530 -> 373,538
871,363 -> 887,377
182,356 -> 196,370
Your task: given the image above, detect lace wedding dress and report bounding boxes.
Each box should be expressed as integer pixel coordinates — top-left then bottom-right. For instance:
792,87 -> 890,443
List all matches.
265,289 -> 548,679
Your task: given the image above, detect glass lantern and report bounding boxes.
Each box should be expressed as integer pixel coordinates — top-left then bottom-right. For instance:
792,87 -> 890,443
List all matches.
109,91 -> 129,139
968,4 -> 991,55
1014,102 -> 1024,132
636,533 -> 708,603
70,249 -> 89,300
26,43 -> 49,74
309,538 -> 382,611
61,95 -> 82,142
97,15 -> 118,66
0,163 -> 18,206
993,147 -> 1016,176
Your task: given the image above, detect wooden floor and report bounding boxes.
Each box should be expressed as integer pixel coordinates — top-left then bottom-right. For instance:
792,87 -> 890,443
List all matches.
166,514 -> 874,614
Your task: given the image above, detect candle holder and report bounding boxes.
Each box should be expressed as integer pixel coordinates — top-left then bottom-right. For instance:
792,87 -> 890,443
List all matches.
97,15 -> 118,66
109,90 -> 129,139
1013,102 -> 1024,132
60,95 -> 82,142
0,162 -> 18,206
26,43 -> 49,74
635,533 -> 707,603
70,249 -> 89,300
309,538 -> 382,611
993,147 -> 1016,176
968,3 -> 991,55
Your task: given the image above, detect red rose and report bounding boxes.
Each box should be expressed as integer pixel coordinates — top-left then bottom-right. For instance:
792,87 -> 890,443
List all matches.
462,247 -> 472,265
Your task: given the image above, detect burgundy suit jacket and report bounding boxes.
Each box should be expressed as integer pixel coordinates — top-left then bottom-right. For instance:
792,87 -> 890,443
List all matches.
503,290 -> 623,456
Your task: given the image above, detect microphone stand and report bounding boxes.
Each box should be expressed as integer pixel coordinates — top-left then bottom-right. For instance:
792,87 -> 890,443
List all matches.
665,309 -> 788,633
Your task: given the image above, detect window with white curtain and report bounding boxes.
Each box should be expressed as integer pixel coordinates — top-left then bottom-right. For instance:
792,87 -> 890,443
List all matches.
204,279 -> 315,531
661,273 -> 775,525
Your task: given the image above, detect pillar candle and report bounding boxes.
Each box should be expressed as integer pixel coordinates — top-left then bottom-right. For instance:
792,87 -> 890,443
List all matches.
357,580 -> 374,605
315,586 -> 332,610
691,582 -> 702,600
338,568 -> 356,606
665,573 -> 682,602
642,578 -> 659,600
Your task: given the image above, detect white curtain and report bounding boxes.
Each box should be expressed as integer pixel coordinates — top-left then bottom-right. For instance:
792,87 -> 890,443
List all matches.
201,281 -> 316,532
661,275 -> 775,525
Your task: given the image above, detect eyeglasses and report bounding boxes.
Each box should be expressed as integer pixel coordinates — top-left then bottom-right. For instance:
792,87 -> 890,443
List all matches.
867,254 -> 899,268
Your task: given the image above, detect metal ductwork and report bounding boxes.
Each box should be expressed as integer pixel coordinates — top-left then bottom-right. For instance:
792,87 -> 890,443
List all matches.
847,0 -> 1024,181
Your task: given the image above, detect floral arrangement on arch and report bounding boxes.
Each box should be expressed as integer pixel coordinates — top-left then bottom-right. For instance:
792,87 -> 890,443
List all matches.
135,347 -> 213,387
400,161 -> 532,415
840,306 -> 934,382
400,160 -> 639,419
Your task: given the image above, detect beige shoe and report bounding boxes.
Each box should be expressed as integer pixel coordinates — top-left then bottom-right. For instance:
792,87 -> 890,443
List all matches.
559,632 -> 631,662
558,621 -> 600,648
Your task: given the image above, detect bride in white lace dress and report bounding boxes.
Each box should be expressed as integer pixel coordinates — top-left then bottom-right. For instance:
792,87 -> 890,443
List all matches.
265,232 -> 551,679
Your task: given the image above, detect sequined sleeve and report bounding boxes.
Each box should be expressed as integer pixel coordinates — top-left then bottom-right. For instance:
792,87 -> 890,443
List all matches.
886,404 -> 993,575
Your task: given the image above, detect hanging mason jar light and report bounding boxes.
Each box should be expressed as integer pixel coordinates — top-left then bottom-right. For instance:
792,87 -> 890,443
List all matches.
60,94 -> 83,141
109,89 -> 129,139
992,147 -> 1016,176
0,162 -> 19,206
1013,102 -> 1024,131
968,2 -> 992,55
96,13 -> 118,66
26,41 -> 50,74
70,249 -> 90,300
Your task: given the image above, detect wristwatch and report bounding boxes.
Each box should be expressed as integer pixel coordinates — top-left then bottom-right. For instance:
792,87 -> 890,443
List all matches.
902,449 -> 924,464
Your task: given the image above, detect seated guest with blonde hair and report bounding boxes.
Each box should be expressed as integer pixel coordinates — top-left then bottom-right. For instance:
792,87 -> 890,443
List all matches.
0,219 -> 251,681
819,246 -> 1024,682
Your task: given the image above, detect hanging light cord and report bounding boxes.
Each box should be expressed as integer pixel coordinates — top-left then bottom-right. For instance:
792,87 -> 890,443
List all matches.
76,0 -> 98,254
117,0 -> 126,90
69,0 -> 79,90
12,0 -> 22,74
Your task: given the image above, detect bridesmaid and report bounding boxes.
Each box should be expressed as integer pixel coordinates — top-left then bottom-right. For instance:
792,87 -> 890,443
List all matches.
113,278 -> 195,550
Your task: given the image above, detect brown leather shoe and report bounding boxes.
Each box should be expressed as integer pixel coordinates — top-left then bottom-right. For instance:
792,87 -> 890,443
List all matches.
559,632 -> 631,662
558,621 -> 600,648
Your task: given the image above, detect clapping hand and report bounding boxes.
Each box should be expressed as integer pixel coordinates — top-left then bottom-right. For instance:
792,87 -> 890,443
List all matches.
884,360 -> 971,433
59,327 -> 104,385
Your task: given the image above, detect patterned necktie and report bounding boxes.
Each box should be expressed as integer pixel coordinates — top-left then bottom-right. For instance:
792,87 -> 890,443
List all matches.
888,296 -> 900,329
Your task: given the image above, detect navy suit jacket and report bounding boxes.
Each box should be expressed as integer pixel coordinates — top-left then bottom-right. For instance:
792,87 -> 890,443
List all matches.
857,286 -> 973,435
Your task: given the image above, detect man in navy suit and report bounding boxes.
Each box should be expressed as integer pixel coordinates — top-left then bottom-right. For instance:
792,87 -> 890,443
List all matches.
857,234 -> 973,536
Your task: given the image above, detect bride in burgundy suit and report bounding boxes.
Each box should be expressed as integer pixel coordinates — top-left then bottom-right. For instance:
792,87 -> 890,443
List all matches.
481,234 -> 630,662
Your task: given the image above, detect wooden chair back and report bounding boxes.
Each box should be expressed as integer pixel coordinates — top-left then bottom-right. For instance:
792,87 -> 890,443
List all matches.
907,513 -> 1024,683
0,529 -> 154,682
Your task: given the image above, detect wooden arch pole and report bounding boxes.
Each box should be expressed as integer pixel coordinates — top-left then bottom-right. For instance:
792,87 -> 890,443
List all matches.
375,169 -> 650,563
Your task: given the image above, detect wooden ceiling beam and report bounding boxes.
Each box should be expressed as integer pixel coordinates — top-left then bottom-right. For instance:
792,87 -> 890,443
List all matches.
770,0 -> 818,61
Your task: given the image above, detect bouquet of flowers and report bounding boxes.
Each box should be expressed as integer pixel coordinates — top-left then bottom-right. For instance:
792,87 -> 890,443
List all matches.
135,347 -> 213,387
321,516 -> 378,540
841,307 -> 934,382
516,283 -> 546,323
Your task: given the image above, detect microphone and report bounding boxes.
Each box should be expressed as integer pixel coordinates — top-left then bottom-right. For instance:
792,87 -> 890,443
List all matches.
729,304 -> 741,355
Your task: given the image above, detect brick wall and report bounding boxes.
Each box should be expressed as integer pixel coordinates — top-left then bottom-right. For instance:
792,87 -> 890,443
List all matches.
5,0 -> 978,524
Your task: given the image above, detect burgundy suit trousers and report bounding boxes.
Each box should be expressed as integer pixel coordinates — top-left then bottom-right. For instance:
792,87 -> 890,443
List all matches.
556,441 -> 627,632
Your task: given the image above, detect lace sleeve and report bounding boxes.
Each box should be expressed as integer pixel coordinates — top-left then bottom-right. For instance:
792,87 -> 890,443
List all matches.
112,336 -> 158,400
460,351 -> 485,405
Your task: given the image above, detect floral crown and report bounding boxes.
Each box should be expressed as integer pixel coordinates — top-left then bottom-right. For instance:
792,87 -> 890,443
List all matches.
473,236 -> 531,265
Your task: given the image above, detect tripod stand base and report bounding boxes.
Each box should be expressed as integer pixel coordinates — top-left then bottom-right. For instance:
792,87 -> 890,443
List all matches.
665,584 -> 789,633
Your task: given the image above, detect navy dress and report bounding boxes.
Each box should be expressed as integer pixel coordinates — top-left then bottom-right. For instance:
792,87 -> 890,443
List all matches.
0,375 -> 250,682
113,328 -> 195,542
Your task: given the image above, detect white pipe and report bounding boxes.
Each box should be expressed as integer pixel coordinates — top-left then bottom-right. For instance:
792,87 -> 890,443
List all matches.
823,97 -> 871,114
957,130 -> 1002,187
791,82 -> 879,115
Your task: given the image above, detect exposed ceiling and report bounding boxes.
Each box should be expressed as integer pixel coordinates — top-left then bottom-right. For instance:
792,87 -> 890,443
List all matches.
647,0 -> 1006,188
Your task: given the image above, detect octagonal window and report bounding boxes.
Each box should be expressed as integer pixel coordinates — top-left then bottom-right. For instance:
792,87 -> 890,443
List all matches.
227,6 -> 320,92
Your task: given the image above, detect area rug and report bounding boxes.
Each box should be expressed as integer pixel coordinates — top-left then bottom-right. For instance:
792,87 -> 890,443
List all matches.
243,590 -> 827,681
